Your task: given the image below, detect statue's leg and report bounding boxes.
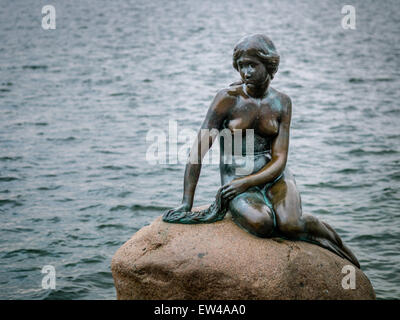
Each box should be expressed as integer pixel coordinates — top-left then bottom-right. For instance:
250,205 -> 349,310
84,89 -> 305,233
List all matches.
266,169 -> 360,268
265,169 -> 337,243
229,189 -> 275,238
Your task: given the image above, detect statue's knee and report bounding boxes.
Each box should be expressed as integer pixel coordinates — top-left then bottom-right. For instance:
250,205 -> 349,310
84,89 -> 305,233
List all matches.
230,200 -> 274,238
249,214 -> 274,238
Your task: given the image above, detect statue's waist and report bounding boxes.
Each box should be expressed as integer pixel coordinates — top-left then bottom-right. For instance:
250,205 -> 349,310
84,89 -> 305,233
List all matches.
219,134 -> 271,157
220,149 -> 271,158
220,152 -> 271,176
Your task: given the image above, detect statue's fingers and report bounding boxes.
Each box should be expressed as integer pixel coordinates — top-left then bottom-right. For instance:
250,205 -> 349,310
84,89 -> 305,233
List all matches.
166,208 -> 179,217
224,190 -> 236,199
221,190 -> 229,198
227,192 -> 237,200
165,210 -> 173,217
221,184 -> 231,190
221,186 -> 233,195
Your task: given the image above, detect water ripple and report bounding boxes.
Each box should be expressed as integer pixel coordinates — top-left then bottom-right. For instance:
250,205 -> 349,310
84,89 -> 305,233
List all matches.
0,0 -> 398,300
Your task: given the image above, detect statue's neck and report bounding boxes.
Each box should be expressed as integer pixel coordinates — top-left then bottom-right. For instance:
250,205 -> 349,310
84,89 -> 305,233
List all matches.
244,77 -> 270,99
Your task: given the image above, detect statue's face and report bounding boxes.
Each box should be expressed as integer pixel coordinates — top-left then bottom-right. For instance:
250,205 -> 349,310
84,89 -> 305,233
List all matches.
237,53 -> 268,87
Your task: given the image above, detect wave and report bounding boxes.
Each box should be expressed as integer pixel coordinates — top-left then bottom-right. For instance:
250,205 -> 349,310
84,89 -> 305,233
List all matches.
0,156 -> 22,161
79,204 -> 102,211
0,176 -> 19,182
46,137 -> 77,142
36,185 -> 61,191
2,248 -> 51,259
22,65 -> 48,70
101,165 -> 123,170
96,223 -> 126,230
348,77 -> 395,83
0,199 -> 23,207
109,203 -> 170,212
303,181 -> 373,190
349,148 -> 398,156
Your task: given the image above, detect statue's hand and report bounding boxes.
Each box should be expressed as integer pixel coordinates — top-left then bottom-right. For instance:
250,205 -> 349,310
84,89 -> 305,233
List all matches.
220,178 -> 250,201
164,203 -> 192,219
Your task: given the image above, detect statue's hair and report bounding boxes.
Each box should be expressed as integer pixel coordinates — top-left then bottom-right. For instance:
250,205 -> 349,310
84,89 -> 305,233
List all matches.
232,34 -> 280,80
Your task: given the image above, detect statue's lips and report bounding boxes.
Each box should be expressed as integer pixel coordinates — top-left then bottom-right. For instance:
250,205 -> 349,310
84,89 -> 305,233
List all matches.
245,81 -> 258,86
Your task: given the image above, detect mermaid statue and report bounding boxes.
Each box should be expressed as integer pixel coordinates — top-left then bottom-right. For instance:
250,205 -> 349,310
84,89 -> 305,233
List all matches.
163,34 -> 360,268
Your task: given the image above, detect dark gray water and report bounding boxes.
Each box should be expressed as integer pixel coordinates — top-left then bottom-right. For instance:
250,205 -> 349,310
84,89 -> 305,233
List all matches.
0,0 -> 399,299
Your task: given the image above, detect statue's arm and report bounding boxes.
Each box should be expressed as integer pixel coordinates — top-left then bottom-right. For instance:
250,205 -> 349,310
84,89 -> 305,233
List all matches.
180,89 -> 234,210
245,95 -> 292,187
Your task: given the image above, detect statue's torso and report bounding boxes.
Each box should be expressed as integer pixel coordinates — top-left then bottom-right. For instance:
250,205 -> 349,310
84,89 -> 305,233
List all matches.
219,85 -> 287,184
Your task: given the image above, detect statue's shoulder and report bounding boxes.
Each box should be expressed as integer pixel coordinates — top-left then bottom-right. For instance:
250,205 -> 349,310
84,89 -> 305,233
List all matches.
209,85 -> 241,114
269,87 -> 292,113
218,83 -> 243,98
213,84 -> 242,102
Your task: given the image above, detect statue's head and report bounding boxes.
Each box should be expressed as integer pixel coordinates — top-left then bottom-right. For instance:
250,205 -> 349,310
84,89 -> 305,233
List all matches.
233,34 -> 280,80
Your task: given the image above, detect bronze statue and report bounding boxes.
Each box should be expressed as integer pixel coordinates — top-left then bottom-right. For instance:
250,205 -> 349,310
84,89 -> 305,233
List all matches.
163,34 -> 360,268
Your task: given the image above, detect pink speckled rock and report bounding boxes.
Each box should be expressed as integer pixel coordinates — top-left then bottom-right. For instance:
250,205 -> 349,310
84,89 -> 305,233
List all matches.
111,206 -> 375,300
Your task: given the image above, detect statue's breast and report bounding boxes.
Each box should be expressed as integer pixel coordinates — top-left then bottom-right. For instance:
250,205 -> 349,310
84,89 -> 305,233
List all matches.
256,116 -> 279,137
224,102 -> 258,131
256,101 -> 281,137
223,100 -> 280,138
225,117 -> 251,131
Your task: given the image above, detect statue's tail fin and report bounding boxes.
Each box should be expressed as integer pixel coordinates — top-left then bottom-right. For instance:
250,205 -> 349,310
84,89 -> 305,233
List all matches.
310,236 -> 361,269
300,221 -> 360,269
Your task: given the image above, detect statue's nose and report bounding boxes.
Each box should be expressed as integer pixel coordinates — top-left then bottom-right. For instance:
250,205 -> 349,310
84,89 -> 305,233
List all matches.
244,70 -> 252,79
